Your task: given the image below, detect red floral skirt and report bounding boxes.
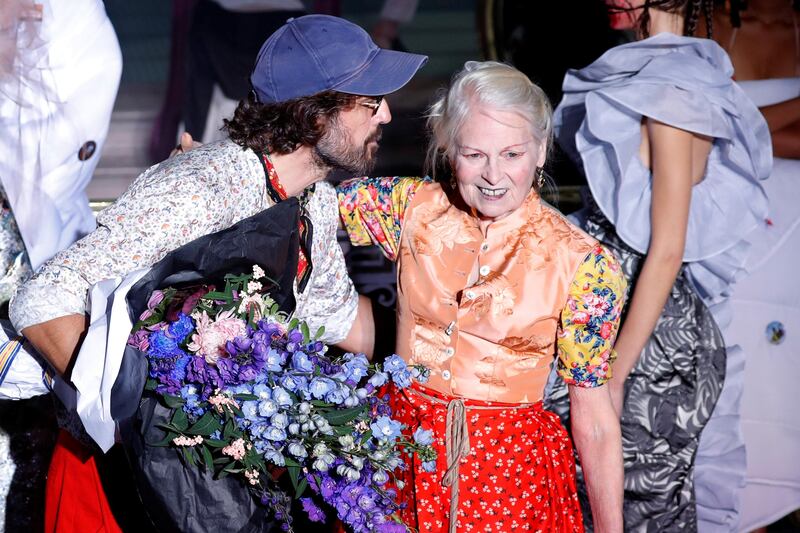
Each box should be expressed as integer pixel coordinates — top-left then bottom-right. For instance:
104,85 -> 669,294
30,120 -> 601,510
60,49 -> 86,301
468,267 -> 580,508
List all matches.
390,384 -> 584,533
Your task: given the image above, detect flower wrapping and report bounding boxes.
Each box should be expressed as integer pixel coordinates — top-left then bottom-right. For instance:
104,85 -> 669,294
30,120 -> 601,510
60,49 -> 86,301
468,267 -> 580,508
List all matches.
126,265 -> 435,532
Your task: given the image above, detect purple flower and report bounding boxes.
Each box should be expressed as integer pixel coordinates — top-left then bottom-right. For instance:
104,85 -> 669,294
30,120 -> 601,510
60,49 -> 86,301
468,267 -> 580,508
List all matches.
128,329 -> 150,351
216,357 -> 238,383
300,498 -> 326,523
147,290 -> 164,310
237,364 -> 258,382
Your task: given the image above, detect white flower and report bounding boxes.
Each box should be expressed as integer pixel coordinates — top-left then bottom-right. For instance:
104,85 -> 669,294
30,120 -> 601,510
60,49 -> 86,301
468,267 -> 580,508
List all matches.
252,265 -> 266,279
246,280 -> 263,294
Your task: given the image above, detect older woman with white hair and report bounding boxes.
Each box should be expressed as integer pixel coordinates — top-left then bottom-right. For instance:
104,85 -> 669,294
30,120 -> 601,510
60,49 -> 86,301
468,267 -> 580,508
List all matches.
337,61 -> 626,532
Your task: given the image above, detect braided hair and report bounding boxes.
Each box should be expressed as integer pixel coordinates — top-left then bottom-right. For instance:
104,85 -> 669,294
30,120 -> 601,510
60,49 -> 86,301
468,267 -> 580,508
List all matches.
624,0 -> 716,37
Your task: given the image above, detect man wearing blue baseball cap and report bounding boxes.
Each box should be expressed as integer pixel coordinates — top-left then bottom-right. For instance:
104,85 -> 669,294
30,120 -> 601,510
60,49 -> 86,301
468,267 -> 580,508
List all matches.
9,15 -> 426,532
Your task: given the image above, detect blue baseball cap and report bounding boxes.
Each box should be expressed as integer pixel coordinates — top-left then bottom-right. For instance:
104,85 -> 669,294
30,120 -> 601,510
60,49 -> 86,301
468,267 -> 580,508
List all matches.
251,15 -> 428,104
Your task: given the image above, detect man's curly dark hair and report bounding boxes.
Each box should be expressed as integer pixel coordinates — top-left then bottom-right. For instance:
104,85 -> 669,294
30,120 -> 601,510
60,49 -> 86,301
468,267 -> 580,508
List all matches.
223,90 -> 358,155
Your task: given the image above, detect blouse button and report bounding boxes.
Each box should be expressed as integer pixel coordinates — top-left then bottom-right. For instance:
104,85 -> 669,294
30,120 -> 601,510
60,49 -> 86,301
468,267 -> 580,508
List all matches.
464,290 -> 476,300
442,370 -> 452,380
444,347 -> 455,357
480,242 -> 489,252
479,265 -> 491,277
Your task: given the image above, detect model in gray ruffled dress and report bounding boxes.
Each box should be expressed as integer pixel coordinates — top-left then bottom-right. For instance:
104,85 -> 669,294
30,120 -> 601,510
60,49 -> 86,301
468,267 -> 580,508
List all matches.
546,26 -> 772,533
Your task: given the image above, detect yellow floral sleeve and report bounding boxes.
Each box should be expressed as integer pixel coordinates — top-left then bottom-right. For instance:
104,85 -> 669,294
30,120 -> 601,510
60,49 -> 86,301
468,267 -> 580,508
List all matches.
557,244 -> 627,387
336,177 -> 429,261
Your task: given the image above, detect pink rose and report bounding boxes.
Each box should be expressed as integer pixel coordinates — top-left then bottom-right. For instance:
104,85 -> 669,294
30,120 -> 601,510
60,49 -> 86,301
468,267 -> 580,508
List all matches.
600,322 -> 612,340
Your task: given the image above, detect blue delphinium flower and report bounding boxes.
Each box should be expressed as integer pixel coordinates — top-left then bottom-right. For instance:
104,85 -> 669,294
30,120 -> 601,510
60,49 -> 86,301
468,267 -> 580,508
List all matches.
258,399 -> 278,418
241,400 -> 258,421
390,368 -> 412,389
272,386 -> 293,407
148,330 -> 180,359
325,383 -> 348,405
413,427 -> 434,446
292,351 -> 314,372
367,371 -> 388,388
264,348 -> 286,372
309,377 -> 335,399
421,460 -> 437,472
382,354 -> 406,375
170,355 -> 191,382
168,313 -> 195,343
370,416 -> 402,443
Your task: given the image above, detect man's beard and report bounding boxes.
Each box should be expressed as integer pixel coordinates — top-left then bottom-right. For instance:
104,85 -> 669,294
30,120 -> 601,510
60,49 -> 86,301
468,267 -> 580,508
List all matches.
313,119 -> 381,176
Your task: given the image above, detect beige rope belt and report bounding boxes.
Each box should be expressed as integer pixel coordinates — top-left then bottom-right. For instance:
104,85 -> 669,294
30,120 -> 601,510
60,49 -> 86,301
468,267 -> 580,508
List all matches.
408,387 -> 536,533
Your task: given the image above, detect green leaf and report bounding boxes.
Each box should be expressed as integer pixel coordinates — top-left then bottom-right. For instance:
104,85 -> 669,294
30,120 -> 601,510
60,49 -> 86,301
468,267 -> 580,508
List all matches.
360,430 -> 373,445
203,291 -> 230,300
288,318 -> 299,331
287,464 -> 301,493
223,419 -> 236,440
300,322 -> 310,344
321,404 -> 366,426
201,445 -> 214,471
205,438 -> 228,449
162,394 -> 185,409
234,393 -> 258,402
214,456 -> 231,465
185,411 -> 222,436
171,409 -> 189,432
181,447 -> 197,467
283,457 -> 301,468
295,477 -> 308,498
314,326 -> 326,340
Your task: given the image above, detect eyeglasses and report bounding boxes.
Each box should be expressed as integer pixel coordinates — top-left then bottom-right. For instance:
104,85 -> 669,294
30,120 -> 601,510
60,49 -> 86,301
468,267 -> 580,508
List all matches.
358,95 -> 384,116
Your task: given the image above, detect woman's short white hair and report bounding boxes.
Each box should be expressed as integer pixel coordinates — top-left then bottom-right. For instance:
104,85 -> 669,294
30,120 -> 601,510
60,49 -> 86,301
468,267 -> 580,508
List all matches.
425,61 -> 553,180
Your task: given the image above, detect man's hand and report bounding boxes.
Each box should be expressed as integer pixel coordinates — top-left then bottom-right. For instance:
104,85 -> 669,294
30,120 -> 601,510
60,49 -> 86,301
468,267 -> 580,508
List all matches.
169,132 -> 201,158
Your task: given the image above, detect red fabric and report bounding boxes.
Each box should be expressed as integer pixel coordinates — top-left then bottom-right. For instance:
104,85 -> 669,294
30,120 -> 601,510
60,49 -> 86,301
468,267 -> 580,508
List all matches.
45,430 -> 121,533
391,384 -> 584,532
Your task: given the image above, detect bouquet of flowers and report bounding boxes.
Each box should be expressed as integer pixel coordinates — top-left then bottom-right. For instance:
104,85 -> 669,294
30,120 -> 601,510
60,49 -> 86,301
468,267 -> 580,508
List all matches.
127,264 -> 436,532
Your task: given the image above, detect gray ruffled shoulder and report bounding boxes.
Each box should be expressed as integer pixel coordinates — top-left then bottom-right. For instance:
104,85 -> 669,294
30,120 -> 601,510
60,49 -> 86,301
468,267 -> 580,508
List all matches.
555,33 -> 772,303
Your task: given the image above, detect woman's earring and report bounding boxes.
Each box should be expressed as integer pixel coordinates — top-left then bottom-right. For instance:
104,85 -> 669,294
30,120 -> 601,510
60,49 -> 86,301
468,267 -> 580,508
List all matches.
535,167 -> 546,189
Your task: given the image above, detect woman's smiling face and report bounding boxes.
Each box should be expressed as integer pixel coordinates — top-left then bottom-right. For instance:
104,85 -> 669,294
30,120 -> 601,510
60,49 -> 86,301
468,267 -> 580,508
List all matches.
453,102 -> 545,222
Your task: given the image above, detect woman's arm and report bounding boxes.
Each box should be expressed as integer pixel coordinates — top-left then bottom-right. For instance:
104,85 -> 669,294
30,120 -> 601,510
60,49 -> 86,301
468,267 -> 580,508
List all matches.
758,97 -> 800,135
771,121 -> 800,159
556,244 -> 626,530
609,119 -> 694,410
570,384 -> 623,533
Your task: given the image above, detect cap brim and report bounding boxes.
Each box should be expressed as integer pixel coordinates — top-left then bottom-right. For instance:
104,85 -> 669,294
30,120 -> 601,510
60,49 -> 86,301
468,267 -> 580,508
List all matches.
333,48 -> 428,97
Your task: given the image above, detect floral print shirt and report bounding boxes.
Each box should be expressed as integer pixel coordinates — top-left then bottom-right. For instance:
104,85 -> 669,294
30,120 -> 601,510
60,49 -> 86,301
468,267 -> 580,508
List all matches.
10,140 -> 358,344
338,176 -> 626,392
